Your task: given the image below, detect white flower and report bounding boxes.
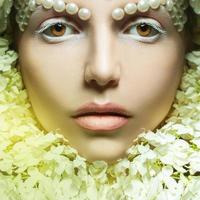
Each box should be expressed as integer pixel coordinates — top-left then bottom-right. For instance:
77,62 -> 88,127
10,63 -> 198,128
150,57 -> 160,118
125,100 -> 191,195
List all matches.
182,177 -> 200,200
156,139 -> 190,172
0,35 -> 200,198
188,151 -> 200,174
142,131 -> 176,147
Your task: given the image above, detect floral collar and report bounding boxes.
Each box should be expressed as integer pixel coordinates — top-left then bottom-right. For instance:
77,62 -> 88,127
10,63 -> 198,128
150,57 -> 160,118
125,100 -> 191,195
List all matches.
1,37 -> 200,199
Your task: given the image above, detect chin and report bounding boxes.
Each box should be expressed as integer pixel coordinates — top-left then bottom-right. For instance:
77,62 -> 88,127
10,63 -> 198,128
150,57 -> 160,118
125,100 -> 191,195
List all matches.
79,138 -> 127,164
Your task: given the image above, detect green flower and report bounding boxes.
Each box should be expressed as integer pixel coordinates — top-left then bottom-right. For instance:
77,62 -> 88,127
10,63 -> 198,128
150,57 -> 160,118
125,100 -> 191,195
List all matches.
0,37 -> 18,72
190,0 -> 200,15
0,0 -> 13,34
186,51 -> 200,67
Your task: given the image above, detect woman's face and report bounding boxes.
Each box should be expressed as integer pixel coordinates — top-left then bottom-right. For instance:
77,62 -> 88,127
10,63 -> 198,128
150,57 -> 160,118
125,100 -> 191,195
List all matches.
17,0 -> 186,163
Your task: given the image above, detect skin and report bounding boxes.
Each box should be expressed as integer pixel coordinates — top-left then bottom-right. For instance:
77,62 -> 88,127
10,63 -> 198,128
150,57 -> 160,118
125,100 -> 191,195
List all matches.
16,0 -> 186,163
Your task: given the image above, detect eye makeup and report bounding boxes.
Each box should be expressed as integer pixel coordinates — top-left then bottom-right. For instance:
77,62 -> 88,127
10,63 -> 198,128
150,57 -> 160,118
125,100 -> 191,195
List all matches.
28,1 -> 175,45
34,17 -> 84,43
120,17 -> 167,43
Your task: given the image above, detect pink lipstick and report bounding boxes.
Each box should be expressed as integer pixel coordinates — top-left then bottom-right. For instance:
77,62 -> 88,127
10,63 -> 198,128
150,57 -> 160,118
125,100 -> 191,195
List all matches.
72,102 -> 132,132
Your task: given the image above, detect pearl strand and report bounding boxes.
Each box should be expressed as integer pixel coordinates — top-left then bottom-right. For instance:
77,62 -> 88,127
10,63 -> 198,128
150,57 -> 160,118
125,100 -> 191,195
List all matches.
16,0 -> 188,32
29,0 -> 91,21
112,0 -> 188,32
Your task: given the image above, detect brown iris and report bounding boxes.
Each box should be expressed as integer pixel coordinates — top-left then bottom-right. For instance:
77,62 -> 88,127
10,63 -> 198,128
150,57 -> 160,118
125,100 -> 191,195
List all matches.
50,23 -> 66,37
136,23 -> 152,37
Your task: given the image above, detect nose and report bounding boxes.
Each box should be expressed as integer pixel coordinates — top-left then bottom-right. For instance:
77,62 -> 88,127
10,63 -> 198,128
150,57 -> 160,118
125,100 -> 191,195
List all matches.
84,24 -> 121,89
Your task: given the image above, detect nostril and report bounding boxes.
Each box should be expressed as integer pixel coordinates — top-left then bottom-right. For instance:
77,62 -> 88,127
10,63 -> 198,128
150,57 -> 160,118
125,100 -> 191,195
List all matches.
109,79 -> 119,87
84,63 -> 120,89
85,79 -> 118,92
92,79 -> 118,88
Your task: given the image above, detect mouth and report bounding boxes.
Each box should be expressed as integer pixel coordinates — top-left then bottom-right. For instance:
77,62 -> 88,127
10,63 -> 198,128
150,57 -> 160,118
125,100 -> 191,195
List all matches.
71,102 -> 132,132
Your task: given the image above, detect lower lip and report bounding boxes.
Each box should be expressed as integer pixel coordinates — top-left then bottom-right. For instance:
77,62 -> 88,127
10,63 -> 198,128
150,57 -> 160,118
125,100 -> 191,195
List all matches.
73,115 -> 129,131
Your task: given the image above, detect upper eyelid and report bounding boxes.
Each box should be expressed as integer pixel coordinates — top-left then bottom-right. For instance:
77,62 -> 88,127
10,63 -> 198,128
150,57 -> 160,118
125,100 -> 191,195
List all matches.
132,18 -> 162,27
35,17 -> 81,33
121,18 -> 166,34
122,18 -> 162,29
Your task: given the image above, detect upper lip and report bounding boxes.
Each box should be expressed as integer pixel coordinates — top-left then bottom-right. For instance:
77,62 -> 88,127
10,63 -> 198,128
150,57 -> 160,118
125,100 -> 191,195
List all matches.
71,102 -> 132,118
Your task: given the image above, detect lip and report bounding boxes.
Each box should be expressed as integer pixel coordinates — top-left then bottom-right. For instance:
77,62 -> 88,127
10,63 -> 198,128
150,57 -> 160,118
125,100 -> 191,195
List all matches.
71,102 -> 132,132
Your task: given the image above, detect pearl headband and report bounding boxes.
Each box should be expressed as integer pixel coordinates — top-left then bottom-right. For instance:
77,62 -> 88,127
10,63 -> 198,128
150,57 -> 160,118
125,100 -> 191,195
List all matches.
112,0 -> 188,32
14,0 -> 92,31
14,0 -> 188,32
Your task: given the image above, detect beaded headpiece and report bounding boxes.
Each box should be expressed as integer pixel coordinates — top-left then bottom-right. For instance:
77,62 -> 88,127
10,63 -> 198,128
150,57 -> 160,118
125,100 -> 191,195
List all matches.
0,0 -> 199,35
14,0 -> 92,31
16,0 -> 188,32
111,0 -> 189,32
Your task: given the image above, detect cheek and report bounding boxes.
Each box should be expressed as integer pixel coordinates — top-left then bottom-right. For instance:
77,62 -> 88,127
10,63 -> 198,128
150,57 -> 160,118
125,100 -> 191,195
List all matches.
18,36 -> 89,107
118,38 -> 184,118
18,32 -> 185,131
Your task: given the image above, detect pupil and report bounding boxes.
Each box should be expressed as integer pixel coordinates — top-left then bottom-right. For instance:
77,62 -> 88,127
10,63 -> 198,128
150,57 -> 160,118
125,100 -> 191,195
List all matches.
54,23 -> 63,32
139,23 -> 149,32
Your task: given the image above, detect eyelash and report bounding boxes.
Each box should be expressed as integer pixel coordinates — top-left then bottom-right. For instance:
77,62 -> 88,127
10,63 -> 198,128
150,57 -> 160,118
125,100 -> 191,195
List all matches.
35,17 -> 167,43
35,18 -> 82,43
121,18 -> 167,43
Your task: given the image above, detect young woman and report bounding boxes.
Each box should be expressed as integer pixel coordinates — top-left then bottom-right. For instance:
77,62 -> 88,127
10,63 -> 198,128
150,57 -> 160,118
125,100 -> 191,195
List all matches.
0,0 -> 200,199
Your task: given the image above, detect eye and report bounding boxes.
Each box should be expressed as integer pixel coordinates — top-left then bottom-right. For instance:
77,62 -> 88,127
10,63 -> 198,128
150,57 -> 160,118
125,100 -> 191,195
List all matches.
43,22 -> 79,37
47,23 -> 68,37
135,23 -> 157,37
35,18 -> 82,43
122,18 -> 167,43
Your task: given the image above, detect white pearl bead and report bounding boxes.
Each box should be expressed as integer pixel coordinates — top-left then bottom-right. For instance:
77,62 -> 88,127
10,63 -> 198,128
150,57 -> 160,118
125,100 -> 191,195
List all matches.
42,0 -> 54,9
160,0 -> 166,5
149,0 -> 161,9
137,0 -> 150,12
29,0 -> 36,11
36,0 -> 42,5
53,0 -> 65,12
112,8 -> 125,21
78,8 -> 91,20
124,3 -> 137,15
66,3 -> 79,15
166,0 -> 174,11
